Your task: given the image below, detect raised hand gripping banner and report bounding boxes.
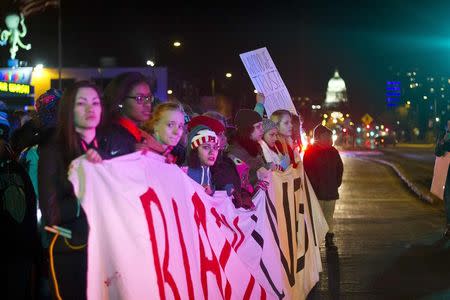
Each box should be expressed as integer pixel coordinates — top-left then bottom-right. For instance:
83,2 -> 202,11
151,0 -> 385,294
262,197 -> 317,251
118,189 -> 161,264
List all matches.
69,152 -> 327,299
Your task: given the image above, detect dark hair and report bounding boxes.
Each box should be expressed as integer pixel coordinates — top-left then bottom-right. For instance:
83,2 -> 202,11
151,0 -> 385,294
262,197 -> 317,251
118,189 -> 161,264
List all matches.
103,72 -> 151,126
187,147 -> 201,168
55,80 -> 103,168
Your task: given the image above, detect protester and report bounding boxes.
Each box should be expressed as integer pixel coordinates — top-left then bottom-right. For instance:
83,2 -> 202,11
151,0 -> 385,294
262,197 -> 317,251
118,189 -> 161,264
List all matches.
17,88 -> 62,299
2,110 -> 38,300
434,120 -> 450,240
303,124 -> 344,251
189,114 -> 241,201
228,109 -> 273,209
142,102 -> 185,163
38,81 -> 110,299
184,125 -> 220,195
270,109 -> 299,168
102,71 -> 155,154
259,118 -> 286,170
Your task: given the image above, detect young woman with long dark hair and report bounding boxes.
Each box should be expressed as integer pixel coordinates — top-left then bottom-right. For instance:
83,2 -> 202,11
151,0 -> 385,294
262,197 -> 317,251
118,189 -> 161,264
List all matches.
38,81 -> 120,299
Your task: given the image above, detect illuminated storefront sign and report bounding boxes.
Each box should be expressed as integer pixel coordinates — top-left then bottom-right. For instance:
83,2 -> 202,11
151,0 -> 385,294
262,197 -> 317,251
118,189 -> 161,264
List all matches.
0,67 -> 33,84
0,81 -> 32,95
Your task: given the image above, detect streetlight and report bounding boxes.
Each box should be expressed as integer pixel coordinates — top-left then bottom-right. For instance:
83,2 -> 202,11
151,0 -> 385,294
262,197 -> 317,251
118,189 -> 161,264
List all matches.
33,63 -> 44,77
173,41 -> 181,47
225,72 -> 232,78
167,89 -> 173,95
146,60 -> 155,67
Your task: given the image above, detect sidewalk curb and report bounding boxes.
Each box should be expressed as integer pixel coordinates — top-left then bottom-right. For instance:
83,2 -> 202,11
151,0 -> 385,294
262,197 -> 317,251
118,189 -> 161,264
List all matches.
361,157 -> 435,204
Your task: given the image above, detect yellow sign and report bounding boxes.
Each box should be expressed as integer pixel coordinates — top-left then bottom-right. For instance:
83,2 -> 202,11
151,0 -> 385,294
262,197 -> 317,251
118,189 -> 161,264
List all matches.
361,113 -> 373,125
0,81 -> 31,95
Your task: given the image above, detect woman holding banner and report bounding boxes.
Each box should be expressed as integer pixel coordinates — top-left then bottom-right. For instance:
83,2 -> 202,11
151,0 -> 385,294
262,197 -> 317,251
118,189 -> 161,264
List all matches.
38,81 -> 109,299
142,102 -> 186,163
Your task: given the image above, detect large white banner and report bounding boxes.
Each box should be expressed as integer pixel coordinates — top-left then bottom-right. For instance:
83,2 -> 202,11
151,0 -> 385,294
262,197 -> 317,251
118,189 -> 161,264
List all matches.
69,152 -> 327,299
239,47 -> 297,117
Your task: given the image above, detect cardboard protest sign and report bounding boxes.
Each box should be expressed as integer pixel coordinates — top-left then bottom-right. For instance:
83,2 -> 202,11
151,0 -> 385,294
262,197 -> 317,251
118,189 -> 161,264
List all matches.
240,47 -> 297,117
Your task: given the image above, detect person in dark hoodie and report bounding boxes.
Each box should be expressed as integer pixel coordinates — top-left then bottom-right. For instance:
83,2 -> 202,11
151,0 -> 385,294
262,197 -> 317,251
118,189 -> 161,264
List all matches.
303,124 -> 343,251
2,110 -> 38,300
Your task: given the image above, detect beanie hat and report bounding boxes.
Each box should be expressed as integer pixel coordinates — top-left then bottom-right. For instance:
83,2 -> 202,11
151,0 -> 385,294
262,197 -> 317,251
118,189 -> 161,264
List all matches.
262,118 -> 277,134
234,109 -> 262,131
34,88 -> 62,127
188,115 -> 225,135
0,111 -> 10,140
313,124 -> 332,139
188,125 -> 218,149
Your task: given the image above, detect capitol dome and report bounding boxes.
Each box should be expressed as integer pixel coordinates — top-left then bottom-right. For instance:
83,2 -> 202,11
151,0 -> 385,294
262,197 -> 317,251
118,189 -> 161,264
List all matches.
325,70 -> 347,106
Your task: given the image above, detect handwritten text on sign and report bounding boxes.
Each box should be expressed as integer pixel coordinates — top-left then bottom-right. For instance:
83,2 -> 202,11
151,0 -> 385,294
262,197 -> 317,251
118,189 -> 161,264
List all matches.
240,47 -> 296,116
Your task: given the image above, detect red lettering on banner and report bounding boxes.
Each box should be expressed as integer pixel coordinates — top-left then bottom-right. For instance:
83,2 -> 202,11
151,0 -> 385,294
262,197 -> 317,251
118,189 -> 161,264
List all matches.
243,276 -> 255,300
233,217 -> 245,251
192,192 -> 233,299
261,285 -> 267,300
172,199 -> 195,300
140,188 -> 181,300
210,207 -> 222,227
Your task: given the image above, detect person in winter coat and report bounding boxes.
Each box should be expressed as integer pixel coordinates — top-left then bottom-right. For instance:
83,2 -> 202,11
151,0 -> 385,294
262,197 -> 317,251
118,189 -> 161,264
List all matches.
303,124 -> 343,251
102,71 -> 157,155
188,114 -> 241,203
38,81 -> 126,299
184,125 -> 220,195
2,111 -> 38,300
259,118 -> 288,170
142,102 -> 185,163
270,109 -> 300,169
228,109 -> 274,209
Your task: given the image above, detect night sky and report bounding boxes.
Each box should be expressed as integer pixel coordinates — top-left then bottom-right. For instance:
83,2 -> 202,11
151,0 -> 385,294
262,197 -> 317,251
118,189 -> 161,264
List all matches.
1,0 -> 449,117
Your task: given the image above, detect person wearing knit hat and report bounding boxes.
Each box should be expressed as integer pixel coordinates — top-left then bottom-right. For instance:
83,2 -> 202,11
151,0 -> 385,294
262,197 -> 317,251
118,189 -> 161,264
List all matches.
34,88 -> 62,128
188,115 -> 225,136
185,125 -> 220,195
234,109 -> 262,136
188,114 -> 227,151
304,123 -> 343,251
227,109 -> 272,209
259,118 -> 286,169
313,124 -> 333,141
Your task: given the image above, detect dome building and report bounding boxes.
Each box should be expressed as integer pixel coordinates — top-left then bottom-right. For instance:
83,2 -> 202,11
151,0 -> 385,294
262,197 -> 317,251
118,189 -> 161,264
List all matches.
324,70 -> 347,107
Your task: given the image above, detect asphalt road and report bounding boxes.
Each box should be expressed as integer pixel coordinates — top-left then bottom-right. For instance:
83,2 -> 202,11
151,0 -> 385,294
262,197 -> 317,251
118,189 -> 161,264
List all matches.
307,152 -> 450,300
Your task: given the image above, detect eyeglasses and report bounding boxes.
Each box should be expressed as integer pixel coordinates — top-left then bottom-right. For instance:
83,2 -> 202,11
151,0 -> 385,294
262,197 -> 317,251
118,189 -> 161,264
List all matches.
126,95 -> 154,105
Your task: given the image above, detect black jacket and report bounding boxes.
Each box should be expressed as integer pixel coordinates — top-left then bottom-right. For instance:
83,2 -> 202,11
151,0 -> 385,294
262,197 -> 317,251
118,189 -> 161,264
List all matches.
303,144 -> 343,201
38,130 -> 135,253
2,158 -> 38,257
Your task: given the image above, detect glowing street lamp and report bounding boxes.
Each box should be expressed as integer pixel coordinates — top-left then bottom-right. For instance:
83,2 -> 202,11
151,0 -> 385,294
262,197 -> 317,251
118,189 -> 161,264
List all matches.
173,41 -> 181,47
225,73 -> 232,78
146,60 -> 155,67
167,89 -> 173,95
33,63 -> 44,77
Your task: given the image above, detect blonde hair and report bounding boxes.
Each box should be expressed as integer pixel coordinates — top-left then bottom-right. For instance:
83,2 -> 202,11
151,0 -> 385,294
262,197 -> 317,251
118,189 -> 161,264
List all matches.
143,102 -> 184,133
270,109 -> 291,125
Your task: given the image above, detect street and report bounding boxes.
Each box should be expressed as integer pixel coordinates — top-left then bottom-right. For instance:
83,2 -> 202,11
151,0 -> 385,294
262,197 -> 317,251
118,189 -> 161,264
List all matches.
308,152 -> 450,299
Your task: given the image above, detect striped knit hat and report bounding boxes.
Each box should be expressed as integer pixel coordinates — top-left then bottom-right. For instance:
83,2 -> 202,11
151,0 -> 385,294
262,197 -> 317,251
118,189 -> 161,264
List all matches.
188,125 -> 218,149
